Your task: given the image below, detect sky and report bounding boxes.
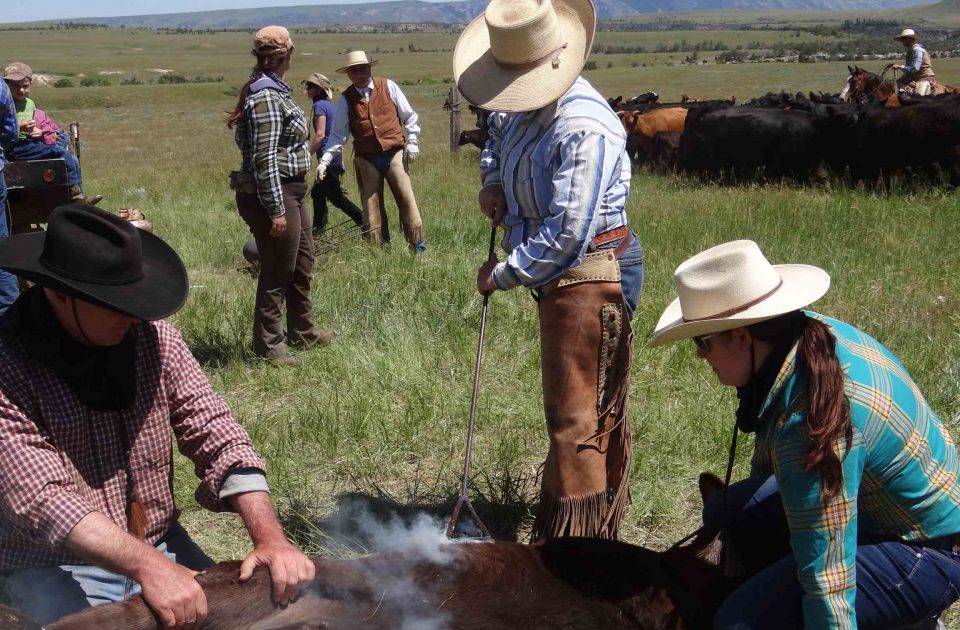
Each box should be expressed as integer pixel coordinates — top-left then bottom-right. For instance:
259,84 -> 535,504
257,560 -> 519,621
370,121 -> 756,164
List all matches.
6,0 -> 451,23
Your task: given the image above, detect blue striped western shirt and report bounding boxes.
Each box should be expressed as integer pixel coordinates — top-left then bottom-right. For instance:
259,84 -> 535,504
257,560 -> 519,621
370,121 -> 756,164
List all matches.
751,312 -> 960,629
479,77 -> 631,290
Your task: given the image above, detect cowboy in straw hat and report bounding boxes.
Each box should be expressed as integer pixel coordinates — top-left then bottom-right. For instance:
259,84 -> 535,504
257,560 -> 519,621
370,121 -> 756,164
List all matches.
0,204 -> 316,627
652,240 -> 960,630
456,0 -> 644,542
2,61 -> 102,206
315,50 -> 425,252
891,28 -> 936,96
301,72 -> 363,235
227,26 -> 335,367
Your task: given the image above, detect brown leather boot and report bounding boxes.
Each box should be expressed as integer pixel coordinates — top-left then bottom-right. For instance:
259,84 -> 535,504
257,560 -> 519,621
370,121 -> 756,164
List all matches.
70,185 -> 103,205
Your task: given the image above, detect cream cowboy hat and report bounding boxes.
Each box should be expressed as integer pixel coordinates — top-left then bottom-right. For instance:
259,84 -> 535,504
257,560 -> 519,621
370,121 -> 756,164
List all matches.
453,0 -> 596,113
650,240 -> 831,347
894,28 -> 919,41
336,50 -> 379,73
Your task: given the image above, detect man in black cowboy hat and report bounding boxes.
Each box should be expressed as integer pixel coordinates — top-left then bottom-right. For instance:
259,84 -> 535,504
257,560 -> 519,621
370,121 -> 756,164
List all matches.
0,205 -> 315,627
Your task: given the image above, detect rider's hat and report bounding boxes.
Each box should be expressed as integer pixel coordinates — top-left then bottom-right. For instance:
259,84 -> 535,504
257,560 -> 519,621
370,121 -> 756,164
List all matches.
894,28 -> 919,42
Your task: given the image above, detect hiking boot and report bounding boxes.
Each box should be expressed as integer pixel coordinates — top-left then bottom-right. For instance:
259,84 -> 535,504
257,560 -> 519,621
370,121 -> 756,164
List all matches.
266,356 -> 300,368
291,328 -> 336,348
70,186 -> 102,205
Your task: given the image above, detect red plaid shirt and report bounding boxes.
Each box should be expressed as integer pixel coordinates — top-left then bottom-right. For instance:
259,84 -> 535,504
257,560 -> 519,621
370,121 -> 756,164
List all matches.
0,320 -> 266,570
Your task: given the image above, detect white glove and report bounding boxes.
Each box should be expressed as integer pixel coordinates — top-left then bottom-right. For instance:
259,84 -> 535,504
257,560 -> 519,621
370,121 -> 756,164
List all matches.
316,155 -> 332,182
405,143 -> 420,161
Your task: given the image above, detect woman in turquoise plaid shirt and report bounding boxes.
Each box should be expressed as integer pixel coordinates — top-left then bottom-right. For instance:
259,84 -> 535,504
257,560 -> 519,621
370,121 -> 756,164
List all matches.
652,240 -> 960,630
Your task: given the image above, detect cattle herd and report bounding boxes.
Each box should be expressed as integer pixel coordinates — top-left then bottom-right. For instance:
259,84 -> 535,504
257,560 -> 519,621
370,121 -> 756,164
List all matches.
614,89 -> 960,185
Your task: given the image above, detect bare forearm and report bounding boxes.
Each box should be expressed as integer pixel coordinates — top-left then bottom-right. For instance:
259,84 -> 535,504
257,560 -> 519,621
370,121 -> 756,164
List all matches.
64,511 -> 167,581
229,491 -> 287,546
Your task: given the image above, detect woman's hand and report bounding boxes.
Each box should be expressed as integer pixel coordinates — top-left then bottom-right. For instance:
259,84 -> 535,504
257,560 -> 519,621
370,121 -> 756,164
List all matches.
270,215 -> 287,237
478,184 -> 506,227
19,119 -> 35,133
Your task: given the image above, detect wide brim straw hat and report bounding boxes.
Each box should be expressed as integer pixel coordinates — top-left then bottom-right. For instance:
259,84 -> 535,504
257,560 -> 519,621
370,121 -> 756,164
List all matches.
302,72 -> 333,98
894,28 -> 918,41
0,204 -> 188,321
336,51 -> 379,73
453,0 -> 596,113
650,240 -> 831,347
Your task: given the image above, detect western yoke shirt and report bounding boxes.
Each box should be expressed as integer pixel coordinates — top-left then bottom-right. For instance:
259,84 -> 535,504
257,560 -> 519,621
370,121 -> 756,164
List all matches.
0,319 -> 266,570
479,77 -> 632,290
234,73 -> 311,218
751,313 -> 960,629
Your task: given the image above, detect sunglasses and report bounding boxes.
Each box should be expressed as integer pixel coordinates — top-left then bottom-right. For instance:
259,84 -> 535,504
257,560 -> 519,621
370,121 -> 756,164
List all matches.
692,332 -> 722,353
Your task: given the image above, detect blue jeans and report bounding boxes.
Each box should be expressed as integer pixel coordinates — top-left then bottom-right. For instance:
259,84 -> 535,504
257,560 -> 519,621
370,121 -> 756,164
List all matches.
7,141 -> 81,187
710,476 -> 960,630
4,523 -> 213,626
0,171 -> 19,316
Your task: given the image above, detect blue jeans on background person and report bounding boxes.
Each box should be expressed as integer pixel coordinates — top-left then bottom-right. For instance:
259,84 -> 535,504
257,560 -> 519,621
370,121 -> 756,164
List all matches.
7,141 -> 81,186
0,172 -> 19,316
4,523 -> 214,626
710,475 -> 960,630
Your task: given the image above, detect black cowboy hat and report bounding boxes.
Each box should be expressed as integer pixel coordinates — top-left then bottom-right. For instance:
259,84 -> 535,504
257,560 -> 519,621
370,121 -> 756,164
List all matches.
0,204 -> 188,320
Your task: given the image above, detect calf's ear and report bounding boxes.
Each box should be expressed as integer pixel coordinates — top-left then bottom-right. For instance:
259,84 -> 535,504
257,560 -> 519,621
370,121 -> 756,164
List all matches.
848,64 -> 853,74
698,472 -> 725,505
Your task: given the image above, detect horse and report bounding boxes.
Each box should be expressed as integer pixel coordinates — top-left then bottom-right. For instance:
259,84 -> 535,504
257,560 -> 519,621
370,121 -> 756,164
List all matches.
840,65 -> 899,105
0,475 -> 737,630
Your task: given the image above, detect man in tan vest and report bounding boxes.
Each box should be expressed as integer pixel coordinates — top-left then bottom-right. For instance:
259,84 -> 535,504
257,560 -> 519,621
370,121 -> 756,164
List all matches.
892,28 -> 936,96
316,51 -> 425,252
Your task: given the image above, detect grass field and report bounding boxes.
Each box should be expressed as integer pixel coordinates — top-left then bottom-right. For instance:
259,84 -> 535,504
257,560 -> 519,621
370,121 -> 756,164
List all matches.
1,23 -> 960,619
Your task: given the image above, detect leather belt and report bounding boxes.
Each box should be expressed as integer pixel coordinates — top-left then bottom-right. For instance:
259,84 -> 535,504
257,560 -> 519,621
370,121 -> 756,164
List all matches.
593,225 -> 631,258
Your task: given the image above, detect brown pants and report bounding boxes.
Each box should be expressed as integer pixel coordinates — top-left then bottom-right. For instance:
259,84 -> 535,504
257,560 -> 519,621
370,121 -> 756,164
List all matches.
531,279 -> 634,542
236,182 -> 319,359
353,151 -> 424,249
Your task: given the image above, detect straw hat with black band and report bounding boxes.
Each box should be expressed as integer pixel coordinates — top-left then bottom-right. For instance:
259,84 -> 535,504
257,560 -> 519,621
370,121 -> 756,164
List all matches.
453,0 -> 596,113
650,240 -> 831,347
0,204 -> 188,321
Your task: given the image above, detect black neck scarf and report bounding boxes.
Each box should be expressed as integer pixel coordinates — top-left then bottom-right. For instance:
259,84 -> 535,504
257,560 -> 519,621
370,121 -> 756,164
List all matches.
0,287 -> 136,411
734,319 -> 804,434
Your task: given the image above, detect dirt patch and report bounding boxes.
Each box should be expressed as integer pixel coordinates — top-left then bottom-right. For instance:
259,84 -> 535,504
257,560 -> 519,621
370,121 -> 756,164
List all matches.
99,70 -> 123,75
148,68 -> 173,74
31,73 -> 55,86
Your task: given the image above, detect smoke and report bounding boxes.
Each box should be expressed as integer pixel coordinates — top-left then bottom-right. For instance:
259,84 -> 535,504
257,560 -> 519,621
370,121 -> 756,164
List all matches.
317,500 -> 490,629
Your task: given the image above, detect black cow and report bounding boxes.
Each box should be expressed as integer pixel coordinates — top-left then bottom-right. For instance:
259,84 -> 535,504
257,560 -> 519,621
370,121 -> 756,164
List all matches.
650,132 -> 681,173
678,104 -> 857,181
853,97 -> 960,185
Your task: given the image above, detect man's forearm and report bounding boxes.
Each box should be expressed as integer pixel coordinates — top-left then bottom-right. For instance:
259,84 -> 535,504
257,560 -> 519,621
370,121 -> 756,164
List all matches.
65,511 -> 169,582
229,491 -> 288,546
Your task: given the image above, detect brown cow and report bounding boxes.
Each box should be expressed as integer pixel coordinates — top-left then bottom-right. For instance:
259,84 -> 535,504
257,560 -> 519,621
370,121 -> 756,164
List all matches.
458,128 -> 489,150
619,108 -> 688,165
1,476 -> 733,630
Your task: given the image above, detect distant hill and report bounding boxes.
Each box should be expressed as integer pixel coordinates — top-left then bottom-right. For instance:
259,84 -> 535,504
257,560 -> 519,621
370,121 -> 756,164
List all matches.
58,0 -> 934,29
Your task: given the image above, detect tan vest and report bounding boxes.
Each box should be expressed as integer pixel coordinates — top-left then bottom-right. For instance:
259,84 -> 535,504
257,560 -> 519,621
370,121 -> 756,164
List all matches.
344,77 -> 405,157
909,44 -> 935,80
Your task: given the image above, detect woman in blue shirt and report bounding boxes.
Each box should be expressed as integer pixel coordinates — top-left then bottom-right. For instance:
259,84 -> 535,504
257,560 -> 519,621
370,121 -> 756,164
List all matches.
652,239 -> 960,630
302,73 -> 362,234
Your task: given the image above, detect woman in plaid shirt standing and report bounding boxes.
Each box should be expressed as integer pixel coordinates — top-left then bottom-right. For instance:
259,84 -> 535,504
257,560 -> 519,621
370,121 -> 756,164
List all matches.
652,240 -> 960,630
228,26 -> 334,366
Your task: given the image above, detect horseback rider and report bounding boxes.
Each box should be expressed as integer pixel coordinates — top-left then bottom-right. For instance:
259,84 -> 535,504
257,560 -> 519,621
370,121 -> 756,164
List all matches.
892,28 -> 935,96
